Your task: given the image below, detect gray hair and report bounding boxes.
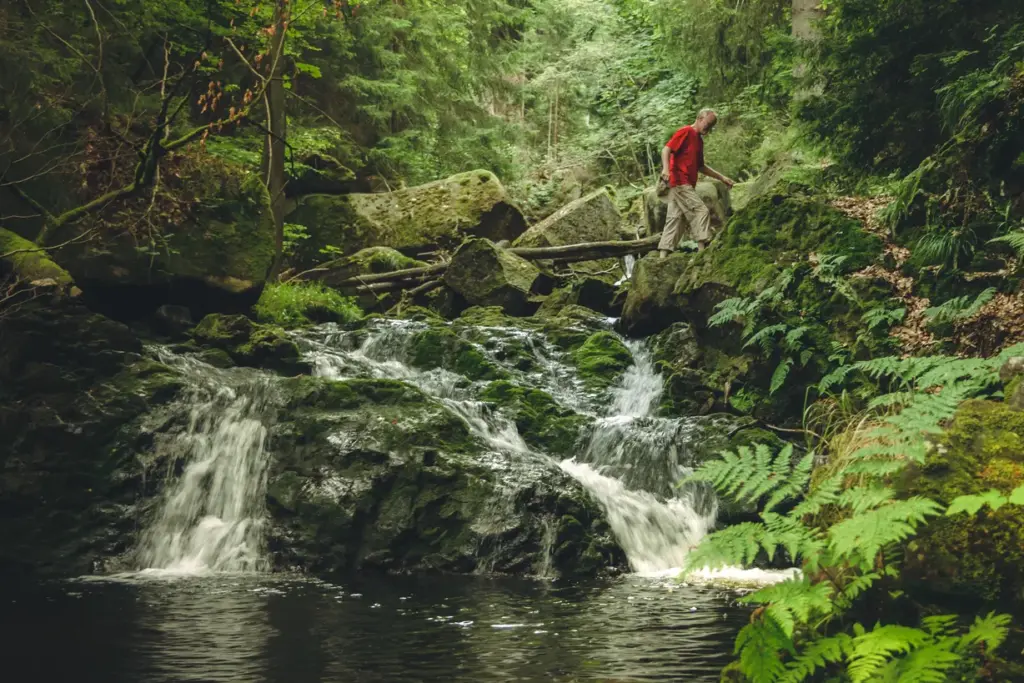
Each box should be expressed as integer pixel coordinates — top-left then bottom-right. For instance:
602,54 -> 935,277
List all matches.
697,108 -> 718,120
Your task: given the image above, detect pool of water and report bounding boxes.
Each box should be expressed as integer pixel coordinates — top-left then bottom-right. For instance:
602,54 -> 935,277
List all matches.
0,572 -> 746,682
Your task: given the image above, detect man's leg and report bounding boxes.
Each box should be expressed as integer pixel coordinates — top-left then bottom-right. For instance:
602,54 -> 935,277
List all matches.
678,185 -> 712,252
658,187 -> 686,258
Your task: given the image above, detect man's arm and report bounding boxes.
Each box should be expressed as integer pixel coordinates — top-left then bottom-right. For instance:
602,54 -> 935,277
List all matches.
700,164 -> 735,188
661,145 -> 672,179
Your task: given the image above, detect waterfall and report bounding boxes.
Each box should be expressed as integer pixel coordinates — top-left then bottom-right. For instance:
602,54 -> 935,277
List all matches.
137,358 -> 276,573
135,319 -> 719,578
561,341 -> 718,575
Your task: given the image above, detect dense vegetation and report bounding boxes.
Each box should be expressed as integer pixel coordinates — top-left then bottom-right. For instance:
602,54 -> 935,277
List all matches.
3,0 -> 1024,681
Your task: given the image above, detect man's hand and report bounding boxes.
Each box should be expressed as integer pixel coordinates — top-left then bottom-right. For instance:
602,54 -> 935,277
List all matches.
722,177 -> 736,189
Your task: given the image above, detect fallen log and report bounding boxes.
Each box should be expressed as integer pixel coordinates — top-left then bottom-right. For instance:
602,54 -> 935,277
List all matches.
405,278 -> 444,298
511,234 -> 661,261
315,235 -> 663,294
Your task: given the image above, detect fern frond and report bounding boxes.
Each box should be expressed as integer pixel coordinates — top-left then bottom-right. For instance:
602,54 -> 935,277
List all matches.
735,618 -> 793,683
956,612 -> 1011,653
791,474 -> 843,518
783,325 -> 810,350
924,287 -> 996,325
740,577 -> 835,637
764,449 -> 814,513
946,489 -> 1009,515
847,625 -> 932,683
780,634 -> 853,683
763,512 -> 825,563
684,522 -> 768,570
920,614 -> 959,638
837,485 -> 895,514
744,323 -> 788,352
818,364 -> 855,394
770,358 -> 795,395
989,229 -> 1024,258
829,498 -> 942,567
884,643 -> 962,683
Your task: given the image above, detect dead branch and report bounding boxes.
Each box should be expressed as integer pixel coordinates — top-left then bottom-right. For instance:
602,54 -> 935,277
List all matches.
511,234 -> 661,260
0,228 -> 98,260
406,278 -> 443,298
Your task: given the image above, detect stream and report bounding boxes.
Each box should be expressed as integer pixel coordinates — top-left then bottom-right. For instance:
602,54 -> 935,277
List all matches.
0,315 -> 791,681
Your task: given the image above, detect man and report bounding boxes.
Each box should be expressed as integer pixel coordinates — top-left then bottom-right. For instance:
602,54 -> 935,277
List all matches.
658,109 -> 735,256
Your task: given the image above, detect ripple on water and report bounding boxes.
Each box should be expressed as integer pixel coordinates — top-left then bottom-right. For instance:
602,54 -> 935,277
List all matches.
3,573 -> 749,682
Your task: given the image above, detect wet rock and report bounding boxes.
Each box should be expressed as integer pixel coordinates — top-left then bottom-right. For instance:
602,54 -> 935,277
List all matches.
481,380 -> 592,455
535,277 -> 620,318
287,170 -> 527,266
192,313 -> 306,375
407,326 -> 507,381
0,297 -> 183,576
316,247 -> 427,287
444,239 -> 547,315
267,376 -> 625,577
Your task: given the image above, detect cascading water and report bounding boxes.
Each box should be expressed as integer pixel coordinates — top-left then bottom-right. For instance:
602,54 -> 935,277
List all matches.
137,317 -> 720,578
137,356 -> 277,573
561,342 -> 718,574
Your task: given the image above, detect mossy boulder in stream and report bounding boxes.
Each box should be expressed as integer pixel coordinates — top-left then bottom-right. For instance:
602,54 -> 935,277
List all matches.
407,325 -> 507,381
899,399 -> 1024,609
267,376 -> 625,577
481,380 -> 591,455
192,313 -> 306,375
572,331 -> 633,390
444,239 -> 549,315
620,252 -> 691,337
287,170 -> 527,265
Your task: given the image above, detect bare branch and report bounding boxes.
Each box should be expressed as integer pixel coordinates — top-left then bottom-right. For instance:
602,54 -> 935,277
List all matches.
0,227 -> 97,260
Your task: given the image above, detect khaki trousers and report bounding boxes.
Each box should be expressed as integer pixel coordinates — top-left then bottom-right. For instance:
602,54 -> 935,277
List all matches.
658,185 -> 711,251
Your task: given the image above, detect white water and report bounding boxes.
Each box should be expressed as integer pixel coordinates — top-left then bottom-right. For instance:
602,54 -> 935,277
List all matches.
136,319 -> 783,585
137,362 -> 276,573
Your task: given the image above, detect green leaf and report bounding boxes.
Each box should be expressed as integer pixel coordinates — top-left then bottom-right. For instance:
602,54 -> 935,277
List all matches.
770,358 -> 794,395
946,489 -> 1008,515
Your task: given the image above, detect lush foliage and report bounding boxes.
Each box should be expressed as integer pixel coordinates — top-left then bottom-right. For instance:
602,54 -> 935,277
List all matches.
685,343 -> 1024,681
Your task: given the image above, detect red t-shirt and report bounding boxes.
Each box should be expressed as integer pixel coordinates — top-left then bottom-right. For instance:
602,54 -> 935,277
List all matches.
666,126 -> 704,187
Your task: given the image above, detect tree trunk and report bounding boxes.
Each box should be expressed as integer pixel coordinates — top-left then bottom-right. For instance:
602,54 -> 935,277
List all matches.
791,0 -> 824,41
264,0 -> 288,280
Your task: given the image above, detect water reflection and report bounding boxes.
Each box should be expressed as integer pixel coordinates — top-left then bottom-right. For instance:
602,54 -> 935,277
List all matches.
1,574 -> 744,682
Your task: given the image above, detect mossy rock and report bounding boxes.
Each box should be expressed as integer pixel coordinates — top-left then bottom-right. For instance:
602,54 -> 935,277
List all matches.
571,331 -> 633,389
481,380 -> 591,455
49,165 -> 274,316
192,313 -> 304,375
514,188 -> 621,248
287,170 -> 527,266
443,238 -> 547,315
677,195 -> 883,299
620,252 -> 692,337
899,400 -> 1024,608
407,326 -> 507,381
0,228 -> 74,287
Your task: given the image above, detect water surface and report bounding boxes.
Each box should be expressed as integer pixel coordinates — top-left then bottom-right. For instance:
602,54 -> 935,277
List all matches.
2,573 -> 745,682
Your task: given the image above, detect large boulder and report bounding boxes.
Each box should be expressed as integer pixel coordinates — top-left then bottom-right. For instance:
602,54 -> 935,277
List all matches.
288,170 -> 527,265
619,252 -> 692,337
444,239 -> 548,315
267,376 -> 626,577
513,188 -> 621,248
49,168 -> 275,319
0,297 -> 184,576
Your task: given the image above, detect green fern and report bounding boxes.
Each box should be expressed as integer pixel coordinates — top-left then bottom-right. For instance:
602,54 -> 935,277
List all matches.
862,303 -> 906,332
741,578 -> 835,638
828,498 -> 943,569
735,619 -> 793,683
924,287 -> 996,325
989,229 -> 1024,259
779,634 -> 853,682
770,358 -> 795,395
847,624 -> 933,683
946,483 -> 1024,515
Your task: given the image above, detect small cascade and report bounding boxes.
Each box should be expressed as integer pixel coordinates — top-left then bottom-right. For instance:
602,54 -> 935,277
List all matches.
562,341 -> 718,574
137,358 -> 277,573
